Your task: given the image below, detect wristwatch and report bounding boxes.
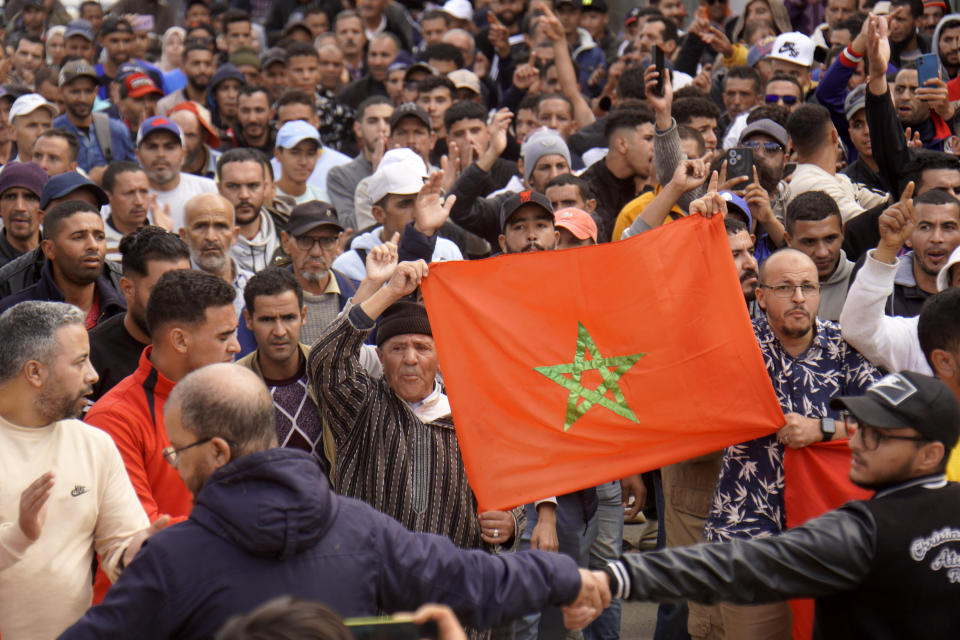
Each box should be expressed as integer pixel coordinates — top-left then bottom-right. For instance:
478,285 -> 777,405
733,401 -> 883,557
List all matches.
820,417 -> 836,442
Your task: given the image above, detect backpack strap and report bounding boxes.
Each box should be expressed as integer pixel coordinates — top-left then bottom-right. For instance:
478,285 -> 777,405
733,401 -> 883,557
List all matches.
91,112 -> 113,163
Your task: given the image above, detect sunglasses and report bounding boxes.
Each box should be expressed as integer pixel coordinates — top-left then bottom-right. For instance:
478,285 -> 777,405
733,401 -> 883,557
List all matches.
765,94 -> 799,105
742,140 -> 784,154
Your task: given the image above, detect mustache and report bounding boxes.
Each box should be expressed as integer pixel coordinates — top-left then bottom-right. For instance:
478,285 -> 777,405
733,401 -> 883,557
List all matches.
740,268 -> 758,283
520,243 -> 548,252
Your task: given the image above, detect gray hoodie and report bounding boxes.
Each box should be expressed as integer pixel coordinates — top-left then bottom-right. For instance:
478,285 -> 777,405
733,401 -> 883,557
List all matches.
932,14 -> 960,77
818,250 -> 855,322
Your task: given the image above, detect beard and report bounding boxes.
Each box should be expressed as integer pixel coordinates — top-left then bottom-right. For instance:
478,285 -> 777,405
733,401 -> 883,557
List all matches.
35,382 -> 90,422
755,159 -> 782,192
195,250 -> 228,274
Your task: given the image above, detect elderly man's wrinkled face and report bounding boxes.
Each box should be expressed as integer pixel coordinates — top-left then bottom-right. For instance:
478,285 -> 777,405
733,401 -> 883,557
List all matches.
379,333 -> 439,403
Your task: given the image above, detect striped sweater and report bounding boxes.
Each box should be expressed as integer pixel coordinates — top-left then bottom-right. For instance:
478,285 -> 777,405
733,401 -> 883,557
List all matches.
309,308 -> 524,551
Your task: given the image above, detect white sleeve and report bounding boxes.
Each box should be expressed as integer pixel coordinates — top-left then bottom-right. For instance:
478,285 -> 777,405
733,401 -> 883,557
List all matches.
839,251 -> 931,374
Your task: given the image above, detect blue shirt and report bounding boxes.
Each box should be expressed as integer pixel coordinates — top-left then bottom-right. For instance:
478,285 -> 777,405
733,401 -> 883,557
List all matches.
52,112 -> 137,172
704,316 -> 879,542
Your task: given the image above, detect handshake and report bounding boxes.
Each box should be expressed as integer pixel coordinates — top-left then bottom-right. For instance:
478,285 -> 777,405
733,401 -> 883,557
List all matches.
562,569 -> 613,631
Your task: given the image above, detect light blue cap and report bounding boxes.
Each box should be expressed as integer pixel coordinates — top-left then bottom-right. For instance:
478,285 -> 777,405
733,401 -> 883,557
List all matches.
276,120 -> 321,150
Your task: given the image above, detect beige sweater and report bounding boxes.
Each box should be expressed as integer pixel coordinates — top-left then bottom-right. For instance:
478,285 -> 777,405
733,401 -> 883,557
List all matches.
0,415 -> 149,640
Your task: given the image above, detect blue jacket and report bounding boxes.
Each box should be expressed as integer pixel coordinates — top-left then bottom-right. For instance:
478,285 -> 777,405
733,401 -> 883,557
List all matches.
52,112 -> 137,172
58,449 -> 582,640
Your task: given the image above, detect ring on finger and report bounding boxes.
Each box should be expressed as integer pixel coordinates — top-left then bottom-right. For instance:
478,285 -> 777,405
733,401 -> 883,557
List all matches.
493,528 -> 499,537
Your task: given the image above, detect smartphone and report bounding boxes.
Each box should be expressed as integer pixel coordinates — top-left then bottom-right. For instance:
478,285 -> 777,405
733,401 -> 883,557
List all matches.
345,616 -> 439,640
653,46 -> 665,97
726,147 -> 754,184
917,52 -> 940,87
133,14 -> 155,32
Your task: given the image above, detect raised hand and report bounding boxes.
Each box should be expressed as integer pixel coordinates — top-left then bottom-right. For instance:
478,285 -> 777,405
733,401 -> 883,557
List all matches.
668,153 -> 711,193
487,13 -> 512,59
867,13 -> 891,82
512,56 -> 540,91
743,166 -> 773,223
385,260 -> 429,298
148,193 -> 172,231
701,25 -> 733,56
876,180 -> 916,263
643,63 -> 673,129
18,471 -> 54,541
904,127 -> 923,149
365,232 -> 399,283
688,171 -> 728,219
917,77 -> 954,120
538,4 -> 565,41
415,171 -> 456,236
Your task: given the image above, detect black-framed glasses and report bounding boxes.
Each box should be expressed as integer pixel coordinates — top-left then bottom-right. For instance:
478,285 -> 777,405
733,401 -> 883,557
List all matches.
841,413 -> 930,451
294,235 -> 339,251
742,140 -> 784,154
163,438 -> 213,466
759,283 -> 820,298
765,94 -> 798,105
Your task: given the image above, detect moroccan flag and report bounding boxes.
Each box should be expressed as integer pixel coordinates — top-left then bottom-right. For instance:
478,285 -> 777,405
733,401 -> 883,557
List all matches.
420,213 -> 784,511
784,442 -> 872,640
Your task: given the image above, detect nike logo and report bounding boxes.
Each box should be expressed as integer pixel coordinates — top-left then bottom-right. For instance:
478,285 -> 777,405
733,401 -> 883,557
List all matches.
70,485 -> 89,497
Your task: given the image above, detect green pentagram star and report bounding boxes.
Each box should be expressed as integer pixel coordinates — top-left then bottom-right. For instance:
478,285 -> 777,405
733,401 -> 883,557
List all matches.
534,322 -> 644,431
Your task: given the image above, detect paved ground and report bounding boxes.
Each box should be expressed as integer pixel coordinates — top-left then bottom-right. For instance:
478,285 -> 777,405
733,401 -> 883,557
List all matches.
614,521 -> 659,639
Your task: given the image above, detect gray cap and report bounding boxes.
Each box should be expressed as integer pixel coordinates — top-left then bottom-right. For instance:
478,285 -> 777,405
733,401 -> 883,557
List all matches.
740,118 -> 789,149
520,128 -> 571,183
844,84 -> 867,121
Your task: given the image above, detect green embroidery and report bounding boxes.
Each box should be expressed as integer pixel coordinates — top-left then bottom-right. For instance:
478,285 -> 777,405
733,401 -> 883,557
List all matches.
534,322 -> 644,431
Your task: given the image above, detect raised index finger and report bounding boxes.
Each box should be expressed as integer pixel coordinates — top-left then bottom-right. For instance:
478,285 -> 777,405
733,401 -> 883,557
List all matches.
900,180 -> 915,203
707,170 -> 719,194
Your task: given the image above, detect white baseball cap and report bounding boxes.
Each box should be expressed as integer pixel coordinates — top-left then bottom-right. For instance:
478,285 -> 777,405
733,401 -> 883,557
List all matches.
9,93 -> 58,121
369,149 -> 428,203
767,32 -> 815,68
276,120 -> 321,150
442,0 -> 473,21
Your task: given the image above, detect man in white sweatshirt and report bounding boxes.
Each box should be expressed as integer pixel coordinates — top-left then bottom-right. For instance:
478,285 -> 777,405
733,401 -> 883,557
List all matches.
0,301 -> 159,639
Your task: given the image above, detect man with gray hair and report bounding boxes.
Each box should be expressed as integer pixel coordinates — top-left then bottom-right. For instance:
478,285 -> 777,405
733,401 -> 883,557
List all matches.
0,301 -> 159,639
60,362 -> 610,639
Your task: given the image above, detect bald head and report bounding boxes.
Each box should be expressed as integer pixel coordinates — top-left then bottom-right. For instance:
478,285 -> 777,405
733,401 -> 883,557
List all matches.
168,363 -> 278,455
179,193 -> 239,277
759,247 -> 817,282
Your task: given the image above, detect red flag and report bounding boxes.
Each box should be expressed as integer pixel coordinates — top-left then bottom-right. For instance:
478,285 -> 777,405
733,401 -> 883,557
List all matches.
784,441 -> 873,640
421,214 -> 784,511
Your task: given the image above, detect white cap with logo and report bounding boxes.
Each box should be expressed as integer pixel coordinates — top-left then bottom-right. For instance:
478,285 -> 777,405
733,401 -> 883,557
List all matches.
767,32 -> 815,68
368,148 -> 428,203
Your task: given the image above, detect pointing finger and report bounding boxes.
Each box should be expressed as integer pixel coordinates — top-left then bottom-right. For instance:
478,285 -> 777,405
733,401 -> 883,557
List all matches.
707,170 -> 719,194
900,180 -> 915,203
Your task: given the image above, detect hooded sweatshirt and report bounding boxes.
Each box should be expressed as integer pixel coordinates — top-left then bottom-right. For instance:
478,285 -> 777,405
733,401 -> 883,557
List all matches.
232,208 -> 281,274
58,448 -> 583,640
933,14 -> 960,79
818,250 -> 855,322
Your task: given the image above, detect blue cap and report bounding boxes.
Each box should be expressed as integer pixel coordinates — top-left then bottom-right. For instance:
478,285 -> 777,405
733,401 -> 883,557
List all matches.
137,115 -> 182,147
65,19 -> 95,42
276,120 -> 320,150
40,172 -> 108,210
115,62 -> 148,83
720,190 -> 752,230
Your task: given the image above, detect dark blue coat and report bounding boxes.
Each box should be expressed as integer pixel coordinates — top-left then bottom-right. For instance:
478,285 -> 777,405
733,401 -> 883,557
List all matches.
58,449 -> 582,640
0,260 -> 125,322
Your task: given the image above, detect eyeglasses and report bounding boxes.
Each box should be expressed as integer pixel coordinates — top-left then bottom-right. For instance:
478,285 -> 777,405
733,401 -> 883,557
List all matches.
705,0 -> 728,5
742,140 -> 784,154
841,413 -> 930,451
294,235 -> 339,251
163,438 -> 213,466
759,283 -> 820,298
765,94 -> 798,105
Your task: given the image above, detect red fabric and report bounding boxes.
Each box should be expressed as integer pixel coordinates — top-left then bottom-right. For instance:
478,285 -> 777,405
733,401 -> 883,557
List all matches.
84,291 -> 100,330
421,214 -> 784,511
784,440 -> 873,640
84,346 -> 192,602
948,75 -> 960,102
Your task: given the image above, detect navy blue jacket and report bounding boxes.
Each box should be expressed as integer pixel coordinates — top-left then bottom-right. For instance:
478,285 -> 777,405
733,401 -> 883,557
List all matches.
0,260 -> 125,322
58,449 -> 582,640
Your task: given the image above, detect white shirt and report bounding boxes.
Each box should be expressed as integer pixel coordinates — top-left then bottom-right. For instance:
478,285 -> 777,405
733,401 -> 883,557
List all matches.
154,172 -> 218,232
0,416 -> 149,639
276,183 -> 330,206
787,163 -> 888,223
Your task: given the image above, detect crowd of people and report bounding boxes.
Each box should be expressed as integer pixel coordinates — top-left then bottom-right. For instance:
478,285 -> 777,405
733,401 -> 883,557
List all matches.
0,0 -> 959,637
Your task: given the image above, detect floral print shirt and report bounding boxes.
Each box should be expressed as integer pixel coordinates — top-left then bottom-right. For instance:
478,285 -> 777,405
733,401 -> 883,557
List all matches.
704,316 -> 879,542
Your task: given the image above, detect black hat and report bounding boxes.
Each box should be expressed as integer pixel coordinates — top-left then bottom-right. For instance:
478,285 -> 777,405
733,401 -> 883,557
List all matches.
580,0 -> 608,12
831,371 -> 960,451
100,15 -> 133,37
286,201 -> 343,236
499,190 -> 554,232
389,102 -> 431,132
376,301 -> 431,346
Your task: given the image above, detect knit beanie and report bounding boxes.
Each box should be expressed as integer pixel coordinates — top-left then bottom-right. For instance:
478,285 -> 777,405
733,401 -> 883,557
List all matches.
376,301 -> 432,346
521,128 -> 572,183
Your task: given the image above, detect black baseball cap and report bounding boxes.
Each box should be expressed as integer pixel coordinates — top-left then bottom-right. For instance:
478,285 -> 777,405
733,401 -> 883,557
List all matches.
831,371 -> 960,451
389,102 -> 431,132
499,190 -> 554,232
286,201 -> 344,237
100,15 -> 134,36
